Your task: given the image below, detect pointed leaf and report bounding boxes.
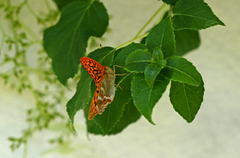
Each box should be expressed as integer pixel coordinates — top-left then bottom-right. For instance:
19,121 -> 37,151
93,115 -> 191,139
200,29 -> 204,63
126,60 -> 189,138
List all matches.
175,29 -> 200,56
146,16 -> 175,58
53,0 -> 81,10
162,56 -> 201,86
144,62 -> 164,89
162,0 -> 178,5
43,1 -> 109,84
125,50 -> 151,72
67,67 -> 92,124
172,0 -> 225,30
131,74 -> 170,124
152,47 -> 164,61
89,73 -> 133,135
169,79 -> 204,123
107,99 -> 141,135
115,43 -> 147,67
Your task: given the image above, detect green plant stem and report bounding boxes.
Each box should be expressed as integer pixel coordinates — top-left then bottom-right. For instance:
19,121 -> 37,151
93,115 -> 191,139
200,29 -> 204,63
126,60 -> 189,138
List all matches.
115,33 -> 149,51
117,72 -> 132,87
0,24 -> 6,55
134,3 -> 167,38
23,141 -> 28,158
18,18 -> 40,41
25,3 -> 40,20
7,0 -> 20,54
44,0 -> 51,11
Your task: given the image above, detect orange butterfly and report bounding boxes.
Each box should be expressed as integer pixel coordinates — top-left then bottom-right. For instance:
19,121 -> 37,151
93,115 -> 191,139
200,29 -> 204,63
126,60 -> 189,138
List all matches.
80,57 -> 115,120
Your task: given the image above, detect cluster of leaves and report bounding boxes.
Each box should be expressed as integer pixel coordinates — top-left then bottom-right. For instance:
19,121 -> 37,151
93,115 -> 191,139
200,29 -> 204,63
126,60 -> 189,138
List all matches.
43,0 -> 224,135
0,0 -> 74,152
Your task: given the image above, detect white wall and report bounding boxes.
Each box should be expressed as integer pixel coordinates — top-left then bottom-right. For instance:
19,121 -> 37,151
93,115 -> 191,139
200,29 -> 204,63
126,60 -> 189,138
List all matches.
0,0 -> 239,157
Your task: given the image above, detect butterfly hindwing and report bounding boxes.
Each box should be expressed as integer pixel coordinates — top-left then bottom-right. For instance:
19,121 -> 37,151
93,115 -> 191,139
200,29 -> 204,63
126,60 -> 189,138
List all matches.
96,67 -> 115,114
88,85 -> 101,120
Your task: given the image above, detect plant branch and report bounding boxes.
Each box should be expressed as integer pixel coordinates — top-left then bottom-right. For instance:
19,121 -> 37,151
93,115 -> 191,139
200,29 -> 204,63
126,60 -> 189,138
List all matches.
135,3 -> 167,38
115,33 -> 149,51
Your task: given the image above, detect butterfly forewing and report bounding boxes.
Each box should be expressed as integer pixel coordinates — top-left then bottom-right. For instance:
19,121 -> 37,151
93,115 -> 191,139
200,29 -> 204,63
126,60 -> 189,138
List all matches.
80,57 -> 105,85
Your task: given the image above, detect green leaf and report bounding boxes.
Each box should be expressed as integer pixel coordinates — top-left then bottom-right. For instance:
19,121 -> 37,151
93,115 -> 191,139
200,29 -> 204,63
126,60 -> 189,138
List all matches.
131,74 -> 170,124
43,1 -> 109,84
162,0 -> 178,5
66,47 -> 114,125
146,17 -> 175,58
144,62 -> 164,89
172,0 -> 225,30
169,79 -> 204,123
162,56 -> 201,86
152,47 -> 164,61
66,67 -> 92,124
89,73 -> 133,135
53,0 -> 82,10
175,29 -> 200,56
107,99 -> 141,135
125,49 -> 151,72
115,43 -> 147,67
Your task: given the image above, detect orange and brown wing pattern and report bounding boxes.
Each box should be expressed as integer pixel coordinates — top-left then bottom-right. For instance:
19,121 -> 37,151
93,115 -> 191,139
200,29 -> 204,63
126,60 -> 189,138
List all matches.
80,57 -> 115,120
88,84 -> 102,120
80,57 -> 105,85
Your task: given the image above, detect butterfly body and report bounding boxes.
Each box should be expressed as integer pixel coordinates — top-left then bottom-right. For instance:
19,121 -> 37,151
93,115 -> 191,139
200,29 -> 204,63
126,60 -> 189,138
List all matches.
80,57 -> 115,120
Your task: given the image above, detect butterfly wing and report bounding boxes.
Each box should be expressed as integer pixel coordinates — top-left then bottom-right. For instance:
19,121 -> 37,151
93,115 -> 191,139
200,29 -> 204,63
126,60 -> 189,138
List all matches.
96,66 -> 115,114
80,57 -> 115,120
80,57 -> 105,86
80,57 -> 106,120
88,84 -> 101,120
88,67 -> 115,120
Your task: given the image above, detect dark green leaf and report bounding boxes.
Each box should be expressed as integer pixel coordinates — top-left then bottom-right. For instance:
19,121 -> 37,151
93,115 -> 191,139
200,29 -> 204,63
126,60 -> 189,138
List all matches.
169,79 -> 204,123
53,0 -> 84,10
144,62 -> 164,89
90,73 -> 133,135
175,29 -> 200,56
162,0 -> 178,5
162,56 -> 201,86
66,47 -> 114,125
66,67 -> 92,124
146,17 -> 175,58
131,74 -> 170,124
172,0 -> 225,30
115,43 -> 147,67
43,1 -> 108,84
125,49 -> 151,72
107,99 -> 141,135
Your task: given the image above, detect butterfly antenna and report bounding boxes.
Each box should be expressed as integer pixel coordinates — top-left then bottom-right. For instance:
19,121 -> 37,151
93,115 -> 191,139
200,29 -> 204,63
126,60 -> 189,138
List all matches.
100,44 -> 104,65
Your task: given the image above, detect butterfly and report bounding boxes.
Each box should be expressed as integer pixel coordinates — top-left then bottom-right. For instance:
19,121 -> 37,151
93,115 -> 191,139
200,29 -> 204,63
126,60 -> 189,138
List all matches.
80,57 -> 115,120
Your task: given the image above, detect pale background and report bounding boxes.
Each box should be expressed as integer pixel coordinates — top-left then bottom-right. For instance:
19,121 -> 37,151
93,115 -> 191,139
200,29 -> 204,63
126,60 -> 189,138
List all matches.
0,0 -> 240,158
